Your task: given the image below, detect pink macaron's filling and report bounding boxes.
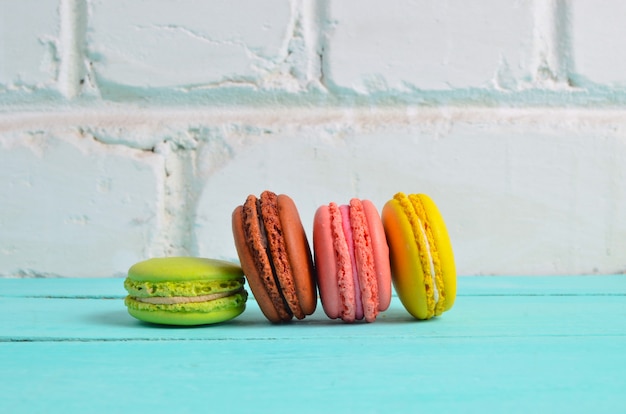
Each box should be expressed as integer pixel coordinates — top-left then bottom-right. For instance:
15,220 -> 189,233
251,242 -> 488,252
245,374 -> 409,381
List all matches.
329,202 -> 356,322
339,204 -> 364,321
361,199 -> 392,312
348,199 -> 379,322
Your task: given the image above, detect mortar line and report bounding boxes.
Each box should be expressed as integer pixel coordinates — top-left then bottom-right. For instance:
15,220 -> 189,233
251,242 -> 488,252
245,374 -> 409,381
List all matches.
312,0 -> 331,90
150,140 -> 200,258
57,0 -> 88,98
4,106 -> 626,134
532,0 -> 573,87
301,0 -> 330,89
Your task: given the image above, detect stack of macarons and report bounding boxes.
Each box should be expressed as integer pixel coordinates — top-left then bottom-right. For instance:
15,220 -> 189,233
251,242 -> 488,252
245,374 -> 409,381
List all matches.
231,190 -> 456,323
123,190 -> 456,325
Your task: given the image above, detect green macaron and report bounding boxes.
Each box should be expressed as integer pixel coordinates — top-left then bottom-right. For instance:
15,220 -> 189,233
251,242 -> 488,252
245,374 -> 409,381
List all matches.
124,257 -> 248,325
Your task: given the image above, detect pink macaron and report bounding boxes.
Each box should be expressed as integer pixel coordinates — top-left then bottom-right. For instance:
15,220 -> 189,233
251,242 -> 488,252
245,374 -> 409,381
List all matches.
313,198 -> 392,322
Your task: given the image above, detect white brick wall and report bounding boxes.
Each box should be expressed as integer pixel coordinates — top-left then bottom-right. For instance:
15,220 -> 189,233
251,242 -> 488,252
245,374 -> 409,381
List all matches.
88,0 -> 292,89
0,127 -> 162,277
1,0 -> 625,277
0,0 -> 59,87
326,0 -> 534,91
571,0 -> 626,86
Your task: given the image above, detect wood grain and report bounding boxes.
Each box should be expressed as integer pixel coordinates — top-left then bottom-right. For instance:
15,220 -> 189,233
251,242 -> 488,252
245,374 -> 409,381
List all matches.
1,276 -> 625,413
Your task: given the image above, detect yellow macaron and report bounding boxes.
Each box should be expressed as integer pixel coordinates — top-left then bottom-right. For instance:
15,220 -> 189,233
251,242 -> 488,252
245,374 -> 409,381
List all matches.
382,193 -> 456,320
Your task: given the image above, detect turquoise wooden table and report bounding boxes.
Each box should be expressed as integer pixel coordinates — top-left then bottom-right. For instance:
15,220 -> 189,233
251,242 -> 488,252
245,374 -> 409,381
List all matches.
1,276 -> 625,413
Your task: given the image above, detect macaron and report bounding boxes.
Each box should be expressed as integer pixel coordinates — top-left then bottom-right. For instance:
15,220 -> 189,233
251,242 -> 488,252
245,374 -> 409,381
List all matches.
313,198 -> 392,322
232,190 -> 317,323
382,192 -> 456,320
123,257 -> 248,325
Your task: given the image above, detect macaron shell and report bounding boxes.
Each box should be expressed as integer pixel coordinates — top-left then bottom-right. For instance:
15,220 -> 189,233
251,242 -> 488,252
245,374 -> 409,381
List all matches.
232,204 -> 287,323
127,257 -> 244,283
416,194 -> 457,310
126,296 -> 247,326
277,194 -> 317,316
313,205 -> 343,320
382,198 -> 430,320
260,192 -> 304,319
361,199 -> 392,311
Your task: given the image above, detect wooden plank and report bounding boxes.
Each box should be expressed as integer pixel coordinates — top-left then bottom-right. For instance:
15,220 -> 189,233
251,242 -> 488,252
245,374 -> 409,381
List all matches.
1,294 -> 625,342
1,336 -> 625,412
1,275 -> 625,298
1,277 -> 625,412
0,277 -> 127,298
458,274 -> 626,296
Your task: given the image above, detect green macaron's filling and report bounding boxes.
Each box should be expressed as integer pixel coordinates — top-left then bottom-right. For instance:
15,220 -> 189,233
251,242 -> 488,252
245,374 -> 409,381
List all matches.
124,278 -> 245,298
124,290 -> 248,314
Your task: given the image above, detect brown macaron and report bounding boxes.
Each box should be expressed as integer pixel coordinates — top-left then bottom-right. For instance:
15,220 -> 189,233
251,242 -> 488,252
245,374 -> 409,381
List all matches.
232,191 -> 317,322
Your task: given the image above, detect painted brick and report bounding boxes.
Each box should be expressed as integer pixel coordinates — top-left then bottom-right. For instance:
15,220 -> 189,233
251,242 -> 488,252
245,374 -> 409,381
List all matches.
0,0 -> 59,87
325,0 -> 534,92
87,0 -> 292,89
570,0 -> 626,86
1,0 -> 626,279
0,131 -> 163,277
195,121 -> 626,275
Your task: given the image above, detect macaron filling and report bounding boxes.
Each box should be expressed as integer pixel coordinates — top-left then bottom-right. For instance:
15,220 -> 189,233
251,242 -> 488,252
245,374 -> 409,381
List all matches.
124,290 -> 248,314
409,194 -> 446,316
347,199 -> 379,322
414,215 -> 440,306
133,287 -> 246,305
124,278 -> 244,298
396,193 -> 446,317
258,192 -> 305,319
329,202 -> 357,321
339,204 -> 365,320
125,279 -> 247,311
